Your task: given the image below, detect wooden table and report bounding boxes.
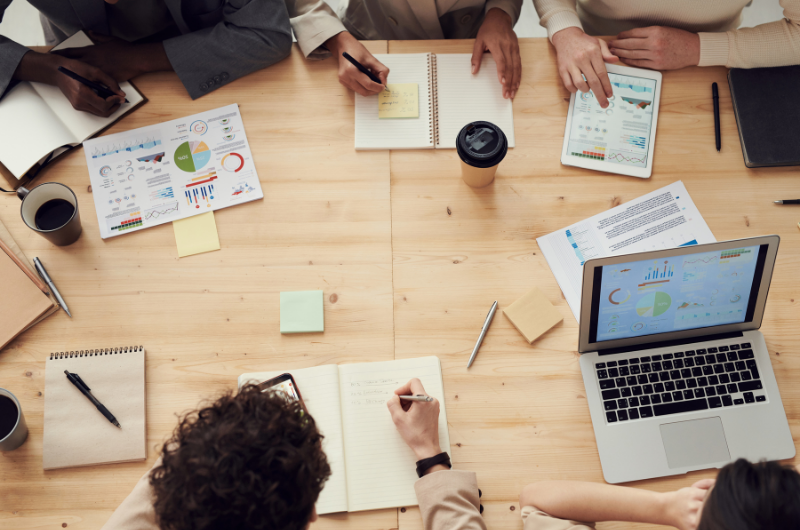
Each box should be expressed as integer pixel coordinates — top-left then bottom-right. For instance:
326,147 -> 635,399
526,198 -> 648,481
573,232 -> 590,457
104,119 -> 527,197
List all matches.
0,38 -> 798,530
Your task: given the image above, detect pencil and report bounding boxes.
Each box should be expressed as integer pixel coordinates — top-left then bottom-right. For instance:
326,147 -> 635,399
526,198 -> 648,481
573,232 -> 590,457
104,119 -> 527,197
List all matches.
0,238 -> 49,294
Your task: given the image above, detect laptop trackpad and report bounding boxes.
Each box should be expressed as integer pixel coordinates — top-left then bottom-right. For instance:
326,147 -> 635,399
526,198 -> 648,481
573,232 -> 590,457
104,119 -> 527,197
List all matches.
660,417 -> 730,469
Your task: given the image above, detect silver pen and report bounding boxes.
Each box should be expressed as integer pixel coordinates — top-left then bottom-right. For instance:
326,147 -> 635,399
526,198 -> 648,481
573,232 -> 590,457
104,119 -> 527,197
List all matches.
467,301 -> 498,368
399,395 -> 434,402
33,257 -> 71,317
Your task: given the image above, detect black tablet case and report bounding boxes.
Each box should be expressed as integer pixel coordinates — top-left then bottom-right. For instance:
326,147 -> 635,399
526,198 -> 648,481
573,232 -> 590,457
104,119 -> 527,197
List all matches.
728,66 -> 800,168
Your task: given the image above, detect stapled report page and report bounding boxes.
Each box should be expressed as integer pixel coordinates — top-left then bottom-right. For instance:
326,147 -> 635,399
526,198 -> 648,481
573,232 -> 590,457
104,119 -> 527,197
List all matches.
355,54 -> 433,149
435,54 -> 515,148
238,365 -> 348,514
339,356 -> 450,512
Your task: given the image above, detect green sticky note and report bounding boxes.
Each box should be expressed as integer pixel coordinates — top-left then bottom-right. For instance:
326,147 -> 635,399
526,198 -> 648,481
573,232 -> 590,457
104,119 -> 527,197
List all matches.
280,291 -> 324,334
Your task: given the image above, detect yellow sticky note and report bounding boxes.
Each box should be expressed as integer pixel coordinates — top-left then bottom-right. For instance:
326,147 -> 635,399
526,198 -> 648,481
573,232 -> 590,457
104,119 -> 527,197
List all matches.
173,211 -> 221,258
378,83 -> 419,119
503,287 -> 564,344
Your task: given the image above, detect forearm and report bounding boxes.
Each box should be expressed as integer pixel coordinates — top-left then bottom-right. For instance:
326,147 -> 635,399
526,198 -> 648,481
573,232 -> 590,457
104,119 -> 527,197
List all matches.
134,43 -> 172,75
532,0 -> 582,41
519,481 -> 672,526
12,50 -> 60,84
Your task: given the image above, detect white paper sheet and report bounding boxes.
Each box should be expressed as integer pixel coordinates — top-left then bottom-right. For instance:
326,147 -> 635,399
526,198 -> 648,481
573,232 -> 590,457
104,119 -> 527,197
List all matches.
83,104 -> 263,238
537,181 -> 715,321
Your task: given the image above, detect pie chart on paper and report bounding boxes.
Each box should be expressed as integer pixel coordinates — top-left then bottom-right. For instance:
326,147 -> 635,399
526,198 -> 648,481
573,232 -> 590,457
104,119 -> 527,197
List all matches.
174,141 -> 211,172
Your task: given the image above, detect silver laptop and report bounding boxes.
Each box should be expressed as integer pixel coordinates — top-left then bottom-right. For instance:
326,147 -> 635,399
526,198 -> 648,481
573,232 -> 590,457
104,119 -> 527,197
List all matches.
578,235 -> 795,483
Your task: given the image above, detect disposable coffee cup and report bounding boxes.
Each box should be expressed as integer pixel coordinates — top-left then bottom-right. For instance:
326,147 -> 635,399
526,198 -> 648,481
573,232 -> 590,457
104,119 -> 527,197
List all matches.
456,121 -> 508,188
17,182 -> 82,246
0,388 -> 28,452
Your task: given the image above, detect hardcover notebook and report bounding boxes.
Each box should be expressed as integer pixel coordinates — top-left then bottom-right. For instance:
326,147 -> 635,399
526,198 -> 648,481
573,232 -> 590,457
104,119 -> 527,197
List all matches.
43,346 -> 146,470
355,53 -> 515,150
728,66 -> 800,168
238,356 -> 450,514
0,31 -> 145,179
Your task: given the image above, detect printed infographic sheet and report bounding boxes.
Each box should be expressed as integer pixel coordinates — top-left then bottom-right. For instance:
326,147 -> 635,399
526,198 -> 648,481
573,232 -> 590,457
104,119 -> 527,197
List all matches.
537,181 -> 716,322
84,104 -> 262,238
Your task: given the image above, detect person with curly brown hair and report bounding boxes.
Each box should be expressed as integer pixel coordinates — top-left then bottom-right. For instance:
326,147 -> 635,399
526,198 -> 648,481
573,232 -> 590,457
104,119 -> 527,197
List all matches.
100,384 -> 331,530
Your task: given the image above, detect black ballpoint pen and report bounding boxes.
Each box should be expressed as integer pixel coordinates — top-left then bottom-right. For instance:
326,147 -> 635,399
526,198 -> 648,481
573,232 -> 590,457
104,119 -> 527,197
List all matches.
57,66 -> 129,103
65,370 -> 121,428
341,52 -> 385,89
712,82 -> 721,152
774,200 -> 800,204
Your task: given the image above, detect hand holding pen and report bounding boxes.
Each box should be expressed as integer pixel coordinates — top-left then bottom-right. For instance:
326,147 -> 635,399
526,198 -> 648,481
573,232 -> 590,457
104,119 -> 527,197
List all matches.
326,32 -> 389,96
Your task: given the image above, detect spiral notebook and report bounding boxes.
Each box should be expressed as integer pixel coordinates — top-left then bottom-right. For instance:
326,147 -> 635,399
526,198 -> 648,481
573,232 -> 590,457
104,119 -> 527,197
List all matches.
355,53 -> 515,150
43,346 -> 146,470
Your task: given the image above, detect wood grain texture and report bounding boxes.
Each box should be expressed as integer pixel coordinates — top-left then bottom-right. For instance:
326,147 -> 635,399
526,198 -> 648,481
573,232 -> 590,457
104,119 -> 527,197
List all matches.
389,39 -> 800,530
1,37 -> 798,530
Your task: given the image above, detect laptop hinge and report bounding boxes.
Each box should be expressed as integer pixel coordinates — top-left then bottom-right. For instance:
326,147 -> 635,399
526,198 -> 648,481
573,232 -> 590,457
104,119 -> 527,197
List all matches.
597,331 -> 745,356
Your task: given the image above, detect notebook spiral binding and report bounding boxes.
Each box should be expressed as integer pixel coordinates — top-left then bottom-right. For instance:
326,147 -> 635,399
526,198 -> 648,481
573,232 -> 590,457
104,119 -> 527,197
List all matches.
429,53 -> 439,147
49,345 -> 144,360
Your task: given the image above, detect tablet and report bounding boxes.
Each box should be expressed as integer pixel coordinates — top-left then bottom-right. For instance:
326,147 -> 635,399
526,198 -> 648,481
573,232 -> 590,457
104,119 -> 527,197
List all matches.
561,64 -> 662,179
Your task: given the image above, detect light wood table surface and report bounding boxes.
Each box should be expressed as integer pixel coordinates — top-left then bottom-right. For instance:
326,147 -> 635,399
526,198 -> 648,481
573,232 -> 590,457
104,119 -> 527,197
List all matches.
1,38 -> 798,530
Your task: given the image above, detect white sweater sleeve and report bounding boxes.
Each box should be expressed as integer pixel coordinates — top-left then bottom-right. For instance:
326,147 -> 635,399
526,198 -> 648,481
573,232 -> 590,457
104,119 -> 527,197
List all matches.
533,0 -> 583,41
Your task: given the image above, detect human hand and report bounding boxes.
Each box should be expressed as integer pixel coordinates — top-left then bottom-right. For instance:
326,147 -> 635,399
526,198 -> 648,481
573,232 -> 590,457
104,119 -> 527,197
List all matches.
472,8 -> 520,99
663,478 -> 715,530
326,31 -> 389,96
609,26 -> 700,71
551,27 -> 617,108
387,378 -> 442,461
53,31 -> 154,82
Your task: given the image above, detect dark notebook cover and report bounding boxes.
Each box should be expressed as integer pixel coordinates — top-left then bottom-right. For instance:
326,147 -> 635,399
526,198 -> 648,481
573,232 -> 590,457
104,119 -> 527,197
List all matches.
728,66 -> 800,168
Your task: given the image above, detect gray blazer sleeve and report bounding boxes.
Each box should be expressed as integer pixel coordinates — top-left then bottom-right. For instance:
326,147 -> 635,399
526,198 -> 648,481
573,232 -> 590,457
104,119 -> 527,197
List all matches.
163,0 -> 293,99
0,0 -> 34,95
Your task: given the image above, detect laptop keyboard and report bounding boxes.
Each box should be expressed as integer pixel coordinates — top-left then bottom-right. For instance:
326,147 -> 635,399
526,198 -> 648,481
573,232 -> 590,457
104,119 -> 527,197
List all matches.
596,342 -> 767,424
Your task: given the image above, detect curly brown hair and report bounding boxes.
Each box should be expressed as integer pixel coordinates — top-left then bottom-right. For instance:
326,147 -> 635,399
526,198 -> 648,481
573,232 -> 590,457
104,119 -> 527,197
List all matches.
150,384 -> 331,530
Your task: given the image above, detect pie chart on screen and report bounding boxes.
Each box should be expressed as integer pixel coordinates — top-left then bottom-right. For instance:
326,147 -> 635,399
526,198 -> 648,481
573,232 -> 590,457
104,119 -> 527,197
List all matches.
221,152 -> 244,172
174,141 -> 211,172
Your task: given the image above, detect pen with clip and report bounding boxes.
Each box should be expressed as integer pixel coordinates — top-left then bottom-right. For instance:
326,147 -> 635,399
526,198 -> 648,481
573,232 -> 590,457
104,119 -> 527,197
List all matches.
399,394 -> 434,402
57,66 -> 129,103
65,370 -> 121,428
33,257 -> 71,317
467,301 -> 498,368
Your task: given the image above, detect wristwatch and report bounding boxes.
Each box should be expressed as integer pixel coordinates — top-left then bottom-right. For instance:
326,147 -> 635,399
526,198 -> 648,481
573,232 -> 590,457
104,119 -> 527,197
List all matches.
416,452 -> 452,478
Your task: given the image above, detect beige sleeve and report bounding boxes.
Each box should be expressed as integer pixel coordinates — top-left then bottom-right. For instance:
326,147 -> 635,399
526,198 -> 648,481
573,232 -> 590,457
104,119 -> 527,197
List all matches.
99,461 -> 160,530
486,0 -> 524,26
415,470 -> 488,530
532,0 -> 582,41
698,0 -> 800,67
284,0 -> 347,59
521,506 -> 597,530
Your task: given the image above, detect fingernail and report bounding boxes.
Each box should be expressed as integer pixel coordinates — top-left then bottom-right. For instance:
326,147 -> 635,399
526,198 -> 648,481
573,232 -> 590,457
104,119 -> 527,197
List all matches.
471,64 -> 477,74
502,77 -> 506,84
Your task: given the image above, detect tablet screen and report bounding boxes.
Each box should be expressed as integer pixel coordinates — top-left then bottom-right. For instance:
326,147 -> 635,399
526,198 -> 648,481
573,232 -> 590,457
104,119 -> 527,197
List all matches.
566,73 -> 657,169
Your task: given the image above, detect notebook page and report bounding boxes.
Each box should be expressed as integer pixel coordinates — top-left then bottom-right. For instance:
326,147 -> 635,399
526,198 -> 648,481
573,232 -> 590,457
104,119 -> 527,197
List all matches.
238,365 -> 348,514
434,54 -> 515,149
339,356 -> 450,512
355,54 -> 433,150
30,32 -> 144,143
43,349 -> 146,470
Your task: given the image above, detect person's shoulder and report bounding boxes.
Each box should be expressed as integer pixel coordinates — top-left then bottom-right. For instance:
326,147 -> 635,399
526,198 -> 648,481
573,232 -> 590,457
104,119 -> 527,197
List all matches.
521,506 -> 596,530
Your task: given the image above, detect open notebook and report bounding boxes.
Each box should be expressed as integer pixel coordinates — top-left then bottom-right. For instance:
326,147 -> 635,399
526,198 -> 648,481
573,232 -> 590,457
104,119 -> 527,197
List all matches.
43,346 -> 146,470
355,53 -> 515,150
238,356 -> 450,514
0,31 -> 145,179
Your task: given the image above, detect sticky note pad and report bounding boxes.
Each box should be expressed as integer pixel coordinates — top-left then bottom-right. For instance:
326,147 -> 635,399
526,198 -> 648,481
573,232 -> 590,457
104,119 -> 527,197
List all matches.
378,84 -> 419,118
503,287 -> 563,344
173,211 -> 221,258
280,291 -> 324,334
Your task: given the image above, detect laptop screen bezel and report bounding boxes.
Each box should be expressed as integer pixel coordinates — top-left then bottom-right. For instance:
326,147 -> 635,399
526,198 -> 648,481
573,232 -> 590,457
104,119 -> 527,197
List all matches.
578,235 -> 779,353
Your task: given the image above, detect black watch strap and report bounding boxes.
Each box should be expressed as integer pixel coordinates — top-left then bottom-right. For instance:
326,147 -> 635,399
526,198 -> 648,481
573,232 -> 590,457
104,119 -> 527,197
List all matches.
416,452 -> 451,478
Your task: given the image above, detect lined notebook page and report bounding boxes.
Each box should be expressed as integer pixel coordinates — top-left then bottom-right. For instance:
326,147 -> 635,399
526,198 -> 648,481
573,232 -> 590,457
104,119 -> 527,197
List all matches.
339,356 -> 450,512
238,365 -> 348,514
435,54 -> 515,149
355,54 -> 433,150
43,349 -> 146,470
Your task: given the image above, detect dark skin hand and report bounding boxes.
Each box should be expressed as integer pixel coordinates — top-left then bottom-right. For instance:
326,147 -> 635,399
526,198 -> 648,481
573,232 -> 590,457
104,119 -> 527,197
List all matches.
13,50 -> 126,117
472,8 -> 521,99
52,31 -> 172,83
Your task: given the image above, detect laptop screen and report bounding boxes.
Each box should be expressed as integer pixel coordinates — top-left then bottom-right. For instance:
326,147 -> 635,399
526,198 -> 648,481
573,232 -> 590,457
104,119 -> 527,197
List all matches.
589,244 -> 769,343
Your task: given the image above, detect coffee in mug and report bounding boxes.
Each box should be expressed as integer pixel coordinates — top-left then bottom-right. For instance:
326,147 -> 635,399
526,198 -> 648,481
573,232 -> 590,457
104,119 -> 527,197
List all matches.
0,388 -> 28,452
456,121 -> 508,188
17,182 -> 82,246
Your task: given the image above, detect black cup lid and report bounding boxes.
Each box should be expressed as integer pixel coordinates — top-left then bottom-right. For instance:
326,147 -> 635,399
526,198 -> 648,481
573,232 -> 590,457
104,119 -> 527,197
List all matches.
456,121 -> 507,168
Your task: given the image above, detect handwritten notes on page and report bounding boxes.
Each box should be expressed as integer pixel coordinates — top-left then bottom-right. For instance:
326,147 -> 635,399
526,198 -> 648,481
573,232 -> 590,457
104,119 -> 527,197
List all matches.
339,356 -> 449,512
378,84 -> 419,119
